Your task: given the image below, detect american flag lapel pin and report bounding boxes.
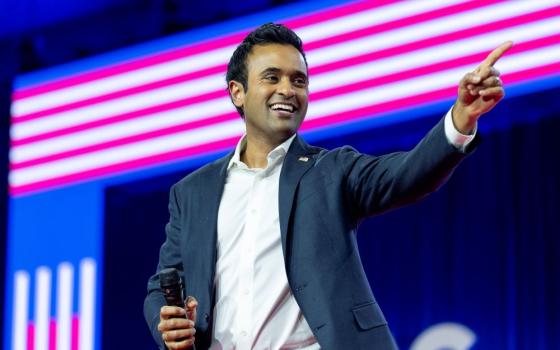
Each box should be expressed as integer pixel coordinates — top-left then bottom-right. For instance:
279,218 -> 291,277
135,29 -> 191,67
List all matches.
298,156 -> 309,162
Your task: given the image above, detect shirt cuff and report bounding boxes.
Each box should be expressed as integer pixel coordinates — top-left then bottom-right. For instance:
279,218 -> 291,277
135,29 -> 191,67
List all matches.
444,106 -> 477,151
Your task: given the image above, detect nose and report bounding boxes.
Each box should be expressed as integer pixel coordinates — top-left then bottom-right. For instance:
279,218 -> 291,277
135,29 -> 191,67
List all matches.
277,77 -> 295,98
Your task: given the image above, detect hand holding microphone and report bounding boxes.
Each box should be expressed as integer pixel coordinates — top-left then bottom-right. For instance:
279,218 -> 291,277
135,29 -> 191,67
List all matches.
157,268 -> 198,349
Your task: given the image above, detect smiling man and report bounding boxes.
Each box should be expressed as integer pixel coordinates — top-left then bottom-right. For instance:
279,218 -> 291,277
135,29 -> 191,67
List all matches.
144,23 -> 511,350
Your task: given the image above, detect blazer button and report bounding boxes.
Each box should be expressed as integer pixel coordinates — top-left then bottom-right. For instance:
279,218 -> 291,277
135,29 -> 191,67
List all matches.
204,313 -> 209,322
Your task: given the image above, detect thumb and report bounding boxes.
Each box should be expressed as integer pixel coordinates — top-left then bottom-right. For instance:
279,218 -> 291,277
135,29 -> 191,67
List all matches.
185,296 -> 198,323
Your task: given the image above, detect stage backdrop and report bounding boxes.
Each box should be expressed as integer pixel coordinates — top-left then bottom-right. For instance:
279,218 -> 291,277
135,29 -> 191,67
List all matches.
5,1 -> 560,349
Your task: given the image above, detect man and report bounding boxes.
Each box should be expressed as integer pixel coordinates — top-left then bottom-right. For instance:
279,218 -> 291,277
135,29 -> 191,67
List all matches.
144,23 -> 511,349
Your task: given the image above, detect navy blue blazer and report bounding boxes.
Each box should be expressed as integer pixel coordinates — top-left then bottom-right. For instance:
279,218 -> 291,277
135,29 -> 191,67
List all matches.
144,118 -> 476,349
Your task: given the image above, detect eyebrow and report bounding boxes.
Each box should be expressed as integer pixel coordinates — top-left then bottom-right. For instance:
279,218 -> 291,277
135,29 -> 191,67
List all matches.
259,67 -> 308,78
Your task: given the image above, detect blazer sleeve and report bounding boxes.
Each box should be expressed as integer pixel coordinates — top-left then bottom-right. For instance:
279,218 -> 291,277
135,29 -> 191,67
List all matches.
144,183 -> 185,349
340,117 -> 477,218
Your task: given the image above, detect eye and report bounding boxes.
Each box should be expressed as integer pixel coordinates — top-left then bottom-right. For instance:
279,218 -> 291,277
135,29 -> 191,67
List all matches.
265,75 -> 279,83
293,77 -> 308,87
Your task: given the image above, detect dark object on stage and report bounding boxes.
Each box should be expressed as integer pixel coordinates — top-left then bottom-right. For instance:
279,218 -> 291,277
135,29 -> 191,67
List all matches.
159,268 -> 185,308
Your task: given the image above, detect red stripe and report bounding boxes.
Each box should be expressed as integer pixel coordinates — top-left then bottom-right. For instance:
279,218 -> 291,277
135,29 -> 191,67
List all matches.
10,50 -> 480,159
284,0 -> 397,29
12,0 -> 394,101
11,89 -> 229,146
310,5 -> 560,75
10,63 -> 560,196
304,86 -> 456,131
13,33 -> 243,101
11,112 -> 239,169
49,318 -> 56,350
13,5 -> 559,128
11,0 -> 491,119
10,137 -> 240,196
28,322 -> 35,350
310,33 -> 560,102
304,0 -> 502,51
71,315 -> 79,350
304,62 -> 560,131
12,32 -> 558,151
13,64 -> 227,123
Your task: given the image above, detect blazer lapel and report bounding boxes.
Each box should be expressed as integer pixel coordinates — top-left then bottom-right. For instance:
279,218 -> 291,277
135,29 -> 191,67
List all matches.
279,135 -> 317,266
185,153 -> 232,300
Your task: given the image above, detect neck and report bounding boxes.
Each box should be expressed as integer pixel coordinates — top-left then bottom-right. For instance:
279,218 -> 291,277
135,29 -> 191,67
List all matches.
241,134 -> 292,168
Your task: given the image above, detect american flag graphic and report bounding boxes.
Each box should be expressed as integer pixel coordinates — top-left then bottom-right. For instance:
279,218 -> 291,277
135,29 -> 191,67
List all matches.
11,259 -> 97,350
9,0 -> 560,196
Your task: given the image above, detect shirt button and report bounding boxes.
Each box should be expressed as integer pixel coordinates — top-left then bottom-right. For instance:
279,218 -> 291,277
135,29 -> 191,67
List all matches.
241,331 -> 247,337
243,289 -> 249,295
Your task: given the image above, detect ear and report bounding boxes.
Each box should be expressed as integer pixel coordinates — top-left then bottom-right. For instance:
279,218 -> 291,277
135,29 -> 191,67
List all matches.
228,80 -> 245,110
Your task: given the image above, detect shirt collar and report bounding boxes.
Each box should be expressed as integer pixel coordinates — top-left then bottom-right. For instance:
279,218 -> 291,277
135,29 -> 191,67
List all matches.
228,134 -> 297,170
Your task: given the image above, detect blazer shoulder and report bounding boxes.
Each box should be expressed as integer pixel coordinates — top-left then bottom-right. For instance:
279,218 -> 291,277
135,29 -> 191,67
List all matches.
313,144 -> 362,166
173,152 -> 231,190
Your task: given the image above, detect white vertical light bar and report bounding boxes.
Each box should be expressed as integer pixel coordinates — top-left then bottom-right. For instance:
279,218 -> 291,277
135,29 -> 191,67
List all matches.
57,263 -> 74,350
12,271 -> 30,350
34,267 -> 52,350
79,258 -> 96,350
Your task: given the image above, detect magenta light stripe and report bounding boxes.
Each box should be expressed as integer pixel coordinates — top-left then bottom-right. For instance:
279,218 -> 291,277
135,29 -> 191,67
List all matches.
11,89 -> 229,146
9,50 -> 483,157
303,62 -> 560,131
284,0 -> 396,28
303,87 -> 457,131
10,62 -> 560,196
13,64 -> 227,123
10,136 -> 240,196
13,33 -> 244,101
13,0 -> 385,100
28,322 -> 35,350
305,0 -> 501,51
311,33 -> 560,101
310,5 -> 560,75
13,30 -> 558,151
311,54 -> 483,102
11,112 -> 239,169
14,4 -> 560,127
49,319 -> 56,350
11,0 -> 489,121
13,0 -> 394,116
71,316 -> 79,350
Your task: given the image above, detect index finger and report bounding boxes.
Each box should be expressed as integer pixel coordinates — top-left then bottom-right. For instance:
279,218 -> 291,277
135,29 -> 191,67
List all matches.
480,41 -> 513,67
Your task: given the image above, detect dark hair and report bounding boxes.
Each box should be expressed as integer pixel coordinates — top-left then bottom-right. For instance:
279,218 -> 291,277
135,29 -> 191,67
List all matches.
226,23 -> 308,116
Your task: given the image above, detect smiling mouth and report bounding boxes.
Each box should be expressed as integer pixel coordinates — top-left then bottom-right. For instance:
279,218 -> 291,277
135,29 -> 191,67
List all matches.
269,103 -> 297,114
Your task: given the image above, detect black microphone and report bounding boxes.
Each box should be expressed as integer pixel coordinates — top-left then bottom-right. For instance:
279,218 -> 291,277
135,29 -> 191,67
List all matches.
159,268 -> 185,308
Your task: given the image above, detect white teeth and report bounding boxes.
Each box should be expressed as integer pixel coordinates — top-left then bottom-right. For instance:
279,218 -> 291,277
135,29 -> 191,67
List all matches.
270,103 -> 295,112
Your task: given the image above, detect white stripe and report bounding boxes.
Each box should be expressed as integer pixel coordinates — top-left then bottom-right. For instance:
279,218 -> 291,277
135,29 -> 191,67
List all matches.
310,16 -> 560,92
34,267 -> 51,350
10,73 -> 224,140
306,44 -> 560,119
10,98 -> 232,163
12,271 -> 29,350
10,119 -> 244,186
79,259 -> 97,350
297,0 -> 466,42
11,45 -> 235,117
13,0 -> 556,117
9,42 -> 560,187
56,263 -> 74,350
306,0 -> 559,67
307,66 -> 465,120
11,0 -> 460,117
12,8 -> 559,142
11,15 -> 560,163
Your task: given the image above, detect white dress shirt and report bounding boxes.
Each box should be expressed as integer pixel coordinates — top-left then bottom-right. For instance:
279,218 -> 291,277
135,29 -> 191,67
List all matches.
210,109 -> 474,350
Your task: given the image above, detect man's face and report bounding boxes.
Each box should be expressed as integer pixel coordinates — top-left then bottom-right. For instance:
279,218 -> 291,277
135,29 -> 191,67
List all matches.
230,44 -> 309,144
